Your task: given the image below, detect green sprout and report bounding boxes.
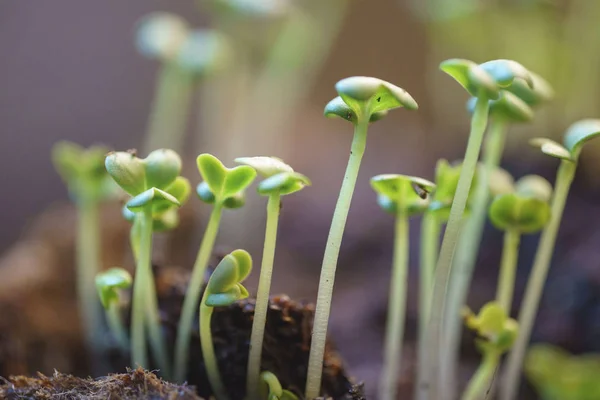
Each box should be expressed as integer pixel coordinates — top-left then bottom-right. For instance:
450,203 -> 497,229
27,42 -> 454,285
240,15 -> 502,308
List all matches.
95,267 -> 133,351
462,302 -> 518,400
174,154 -> 256,383
305,76 -> 418,399
421,58 -> 534,399
489,175 -> 552,311
370,174 -> 435,400
260,371 -> 299,400
235,156 -> 310,400
501,119 -> 600,400
105,149 -> 187,377
52,141 -> 116,362
200,249 -> 252,400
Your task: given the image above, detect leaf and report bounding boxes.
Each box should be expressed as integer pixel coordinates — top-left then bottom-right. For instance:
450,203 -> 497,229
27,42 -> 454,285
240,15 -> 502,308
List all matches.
142,149 -> 182,190
234,156 -> 294,178
371,174 -> 434,216
377,194 -> 397,215
260,371 -> 284,399
476,302 -> 507,337
257,172 -> 311,196
324,96 -> 356,123
205,287 -> 243,307
135,12 -> 189,61
105,151 -> 147,196
95,268 -> 132,309
230,249 -> 252,281
52,141 -> 85,183
152,208 -> 180,231
515,175 -> 552,202
197,153 -> 227,195
440,58 -> 499,99
221,165 -> 257,199
563,119 -> 600,158
176,30 -> 230,74
506,71 -> 554,106
468,91 -> 534,122
196,181 -> 216,204
126,187 -> 180,213
489,167 -> 515,196
206,249 -> 252,295
479,59 -> 533,89
212,0 -> 292,18
223,191 -> 246,209
489,193 -> 551,233
530,138 -> 572,161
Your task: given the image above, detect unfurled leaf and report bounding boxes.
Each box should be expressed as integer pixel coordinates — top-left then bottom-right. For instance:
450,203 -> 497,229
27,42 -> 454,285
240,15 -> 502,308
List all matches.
489,167 -> 515,196
479,59 -> 533,89
126,187 -> 180,213
197,153 -> 227,195
371,174 -> 435,216
530,138 -> 572,161
467,91 -> 534,122
95,268 -> 132,309
506,71 -> 554,106
489,193 -> 551,233
515,175 -> 553,202
221,165 -> 257,199
234,156 -> 294,178
563,119 -> 600,158
257,172 -> 311,196
440,58 -> 499,99
105,151 -> 147,196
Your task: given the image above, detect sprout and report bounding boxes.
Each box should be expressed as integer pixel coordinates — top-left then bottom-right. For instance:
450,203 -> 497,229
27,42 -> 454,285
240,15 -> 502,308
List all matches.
306,77 -> 417,399
370,174 -> 434,400
235,157 -> 310,400
95,268 -> 133,351
174,154 -> 256,383
501,119 -> 600,400
200,250 -> 252,400
260,371 -> 299,400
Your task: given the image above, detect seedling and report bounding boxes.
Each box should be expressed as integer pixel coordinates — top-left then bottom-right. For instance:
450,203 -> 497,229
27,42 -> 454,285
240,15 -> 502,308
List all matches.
421,59 -> 534,399
95,268 -> 133,351
52,141 -> 116,363
260,371 -> 299,400
200,249 -> 252,400
501,119 -> 600,400
305,76 -> 418,399
105,149 -> 186,377
235,156 -> 310,400
174,154 -> 256,382
370,174 -> 435,400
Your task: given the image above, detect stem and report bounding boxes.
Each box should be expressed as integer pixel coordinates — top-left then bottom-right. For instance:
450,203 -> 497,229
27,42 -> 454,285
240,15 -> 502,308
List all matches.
500,160 -> 576,400
247,193 -> 281,400
379,211 -> 409,400
305,117 -> 369,399
106,302 -> 129,351
130,206 -> 153,368
419,211 -> 441,344
174,204 -> 223,382
461,351 -> 500,400
496,229 -> 521,312
200,300 -> 229,400
145,261 -> 171,378
440,118 -> 508,399
419,97 -> 489,400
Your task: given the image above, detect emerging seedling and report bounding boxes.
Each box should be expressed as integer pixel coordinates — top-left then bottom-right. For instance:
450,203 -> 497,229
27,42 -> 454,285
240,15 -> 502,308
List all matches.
306,77 -> 418,399
501,119 -> 600,400
200,249 -> 252,400
371,174 -> 435,400
174,154 -> 256,382
52,141 -> 116,364
235,156 -> 310,400
260,371 -> 299,400
95,267 -> 133,350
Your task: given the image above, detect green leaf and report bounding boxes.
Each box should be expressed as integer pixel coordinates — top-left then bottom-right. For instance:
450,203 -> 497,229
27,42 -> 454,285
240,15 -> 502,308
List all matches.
563,119 -> 600,158
530,138 -> 573,161
479,59 -> 533,89
376,194 -> 397,215
515,175 -> 552,202
223,191 -> 246,209
477,302 -> 507,337
135,12 -> 189,61
221,165 -> 257,199
126,187 -> 180,213
105,151 -> 147,196
440,58 -> 499,99
234,156 -> 294,178
260,371 -> 284,400
324,96 -> 356,123
176,30 -> 230,74
95,267 -> 132,309
468,91 -> 534,122
489,193 -> 551,233
196,181 -> 216,204
142,149 -> 182,190
257,172 -> 311,196
152,208 -> 180,231
506,71 -> 554,106
371,174 -> 434,216
197,153 -> 227,196
206,249 -> 252,298
205,287 -> 244,307
489,167 -> 515,197
229,249 -> 252,282
164,176 -> 191,204
212,0 -> 291,18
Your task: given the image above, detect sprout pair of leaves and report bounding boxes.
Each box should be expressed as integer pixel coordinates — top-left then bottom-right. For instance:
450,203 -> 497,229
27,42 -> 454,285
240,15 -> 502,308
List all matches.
489,175 -> 552,234
52,141 -> 116,202
260,371 -> 298,400
463,302 -> 518,354
370,174 -> 436,216
95,268 -> 132,310
209,0 -> 292,18
204,249 -> 252,307
234,156 -> 310,196
324,77 -> 418,124
531,119 -> 600,162
196,154 -> 257,209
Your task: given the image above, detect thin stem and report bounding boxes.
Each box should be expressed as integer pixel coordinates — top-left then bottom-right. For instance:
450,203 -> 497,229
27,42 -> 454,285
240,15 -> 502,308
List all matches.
462,351 -> 500,400
106,302 -> 129,351
496,229 -> 521,312
379,210 -> 409,400
440,117 -> 508,398
247,193 -> 281,400
200,300 -> 229,400
305,117 -> 369,399
419,211 -> 441,343
500,160 -> 576,400
174,204 -> 223,382
145,261 -> 171,378
419,97 -> 489,400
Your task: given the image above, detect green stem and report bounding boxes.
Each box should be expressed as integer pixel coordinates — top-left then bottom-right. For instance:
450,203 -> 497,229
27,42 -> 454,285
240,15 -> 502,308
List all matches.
439,117 -> 507,399
496,229 -> 521,312
145,262 -> 171,378
200,300 -> 229,400
419,211 -> 441,344
106,302 -> 129,351
419,97 -> 489,400
462,351 -> 500,400
305,117 -> 369,399
379,210 -> 409,400
500,160 -> 576,400
247,193 -> 281,400
174,204 -> 223,382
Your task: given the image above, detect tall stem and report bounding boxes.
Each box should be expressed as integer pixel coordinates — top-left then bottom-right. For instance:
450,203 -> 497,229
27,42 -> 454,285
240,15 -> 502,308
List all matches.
379,211 -> 409,400
247,193 -> 281,399
145,258 -> 171,378
419,211 -> 441,343
500,160 -> 576,400
419,97 -> 489,400
199,299 -> 229,400
174,204 -> 223,382
462,351 -> 500,400
305,117 -> 369,399
441,118 -> 507,398
106,302 -> 129,351
496,229 -> 521,312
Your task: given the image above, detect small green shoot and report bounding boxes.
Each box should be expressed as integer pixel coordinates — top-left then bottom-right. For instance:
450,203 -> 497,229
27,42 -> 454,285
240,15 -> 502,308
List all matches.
260,371 -> 299,400
200,249 -> 252,400
371,174 -> 434,400
174,154 -> 256,383
95,268 -> 133,351
306,77 -> 417,399
235,156 -> 310,400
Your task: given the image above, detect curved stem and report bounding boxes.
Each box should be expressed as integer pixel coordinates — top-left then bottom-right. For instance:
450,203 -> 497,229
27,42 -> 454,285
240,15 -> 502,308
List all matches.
462,351 -> 500,400
379,211 -> 409,400
500,160 -> 576,400
200,300 -> 229,400
496,229 -> 521,312
247,193 -> 281,400
145,262 -> 171,378
440,117 -> 508,398
305,117 -> 369,399
174,204 -> 223,382
419,97 -> 489,400
107,302 -> 129,351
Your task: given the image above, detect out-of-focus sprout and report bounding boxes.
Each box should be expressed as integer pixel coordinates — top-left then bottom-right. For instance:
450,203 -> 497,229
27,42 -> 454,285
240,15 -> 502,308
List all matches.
95,268 -> 133,351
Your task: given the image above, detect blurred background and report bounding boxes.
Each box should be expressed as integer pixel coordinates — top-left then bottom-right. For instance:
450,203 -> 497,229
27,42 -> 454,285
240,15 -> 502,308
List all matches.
1,0 -> 600,397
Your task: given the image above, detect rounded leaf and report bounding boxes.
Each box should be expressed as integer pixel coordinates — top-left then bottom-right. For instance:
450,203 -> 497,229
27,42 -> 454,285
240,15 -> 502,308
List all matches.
153,208 -> 180,231
563,119 -> 600,158
489,167 -> 515,196
468,91 -> 534,122
229,249 -> 252,282
440,58 -> 499,99
515,175 -> 552,202
135,12 -> 189,61
489,193 -> 551,233
257,172 -> 311,196
197,153 -> 227,196
126,187 -> 180,213
105,151 -> 147,196
205,286 -> 244,307
506,71 -> 554,106
222,165 -> 257,199
206,249 -> 252,295
164,176 -> 191,205
371,174 -> 434,216
377,194 -> 397,215
223,191 -> 246,209
196,181 -> 216,204
142,149 -> 182,190
95,268 -> 132,309
476,302 -> 507,337
479,59 -> 533,89
260,371 -> 284,400
176,30 -> 231,74
324,96 -> 356,123
234,156 -> 294,178
530,138 -> 572,161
